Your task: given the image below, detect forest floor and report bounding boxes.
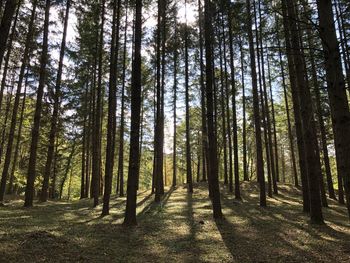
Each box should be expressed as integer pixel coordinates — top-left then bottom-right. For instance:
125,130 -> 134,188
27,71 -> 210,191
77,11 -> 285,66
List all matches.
0,182 -> 350,263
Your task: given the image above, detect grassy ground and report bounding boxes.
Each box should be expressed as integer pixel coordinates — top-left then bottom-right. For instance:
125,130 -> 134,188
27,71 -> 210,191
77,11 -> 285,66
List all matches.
0,182 -> 349,263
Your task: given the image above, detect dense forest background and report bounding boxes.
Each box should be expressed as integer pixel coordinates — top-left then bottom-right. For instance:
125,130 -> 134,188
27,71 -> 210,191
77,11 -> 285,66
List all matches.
0,0 -> 350,227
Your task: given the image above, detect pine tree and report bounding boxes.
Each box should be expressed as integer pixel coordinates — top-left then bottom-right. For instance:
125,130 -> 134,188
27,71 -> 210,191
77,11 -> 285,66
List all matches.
0,0 -> 18,68
0,0 -> 38,205
284,0 -> 323,223
102,0 -> 121,216
185,0 -> 193,193
204,0 -> 223,218
40,0 -> 71,202
316,0 -> 350,218
24,0 -> 51,207
91,0 -> 105,208
124,0 -> 142,226
246,0 -> 266,207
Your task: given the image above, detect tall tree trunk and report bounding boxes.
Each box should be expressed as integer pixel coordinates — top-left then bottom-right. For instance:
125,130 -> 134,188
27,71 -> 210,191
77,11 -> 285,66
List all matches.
172,16 -> 177,187
0,0 -> 20,115
221,10 -> 233,196
304,17 -> 336,200
154,0 -> 166,202
213,58 -> 218,141
285,0 -> 323,223
196,141 -> 201,183
154,0 -> 162,201
85,79 -> 93,198
253,0 -> 271,197
0,0 -> 18,68
257,0 -> 277,195
123,0 -> 142,226
0,0 -> 37,205
0,83 -> 14,163
198,0 -> 208,183
297,8 -> 327,208
204,0 -> 223,218
8,75 -> 27,194
40,0 -> 70,202
92,0 -> 105,207
221,11 -> 233,195
102,0 -> 121,216
67,169 -> 73,201
227,7 -> 241,200
24,0 -> 51,207
138,91 -> 145,190
151,83 -> 156,194
50,137 -> 59,198
217,21 -> 228,187
117,3 -> 128,197
334,0 -> 350,90
316,0 -> 350,218
246,0 -> 266,207
59,140 -> 76,199
267,51 -> 280,184
185,0 -> 193,194
159,1 -> 166,196
240,40 -> 249,182
281,0 -> 310,213
276,14 -> 298,187
333,1 -> 348,204
281,145 -> 286,183
81,87 -> 88,199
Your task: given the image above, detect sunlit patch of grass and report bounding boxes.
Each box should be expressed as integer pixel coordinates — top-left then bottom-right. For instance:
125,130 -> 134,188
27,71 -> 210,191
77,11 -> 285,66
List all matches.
0,182 -> 350,262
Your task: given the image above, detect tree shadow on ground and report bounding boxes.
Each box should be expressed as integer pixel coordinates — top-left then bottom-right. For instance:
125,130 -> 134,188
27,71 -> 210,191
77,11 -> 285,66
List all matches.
217,182 -> 350,262
1,182 -> 349,262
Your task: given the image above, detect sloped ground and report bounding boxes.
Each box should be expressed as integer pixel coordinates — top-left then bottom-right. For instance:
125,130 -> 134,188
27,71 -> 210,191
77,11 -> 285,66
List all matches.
0,182 -> 349,262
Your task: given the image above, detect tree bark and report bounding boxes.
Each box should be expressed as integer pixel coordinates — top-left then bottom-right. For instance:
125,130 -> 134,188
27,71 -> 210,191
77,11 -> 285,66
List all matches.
285,0 -> 323,223
102,0 -> 121,216
172,16 -> 178,187
0,0 -> 18,68
154,0 -> 166,202
0,82 -> 14,163
123,0 -> 142,226
0,0 -> 20,115
267,51 -> 280,184
91,0 -> 105,207
253,0 -> 271,197
221,11 -> 233,195
334,0 -> 350,90
204,0 -> 223,218
281,0 -> 310,213
304,18 -> 336,200
59,140 -> 76,199
276,14 -> 298,187
185,0 -> 193,193
240,40 -> 249,182
24,0 -> 51,207
0,0 -> 37,205
227,6 -> 241,200
246,0 -> 266,207
40,0 -> 70,202
257,0 -> 277,195
7,74 -> 27,194
316,0 -> 350,218
217,20 -> 228,187
117,3 -> 128,197
198,0 -> 208,183
81,87 -> 88,199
